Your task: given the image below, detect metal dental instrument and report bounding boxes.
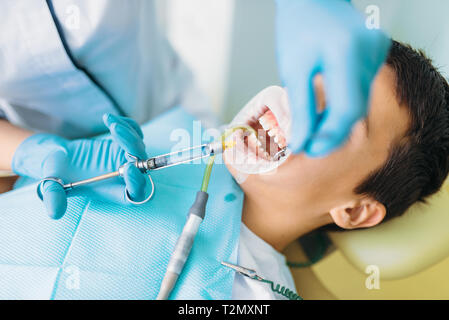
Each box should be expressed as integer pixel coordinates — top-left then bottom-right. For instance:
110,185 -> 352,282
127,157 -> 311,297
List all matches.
221,261 -> 302,300
273,147 -> 287,161
221,261 -> 264,281
40,141 -> 225,192
44,143 -> 287,192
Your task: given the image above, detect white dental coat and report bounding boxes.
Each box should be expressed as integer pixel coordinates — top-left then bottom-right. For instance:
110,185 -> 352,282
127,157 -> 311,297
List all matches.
0,0 -> 192,138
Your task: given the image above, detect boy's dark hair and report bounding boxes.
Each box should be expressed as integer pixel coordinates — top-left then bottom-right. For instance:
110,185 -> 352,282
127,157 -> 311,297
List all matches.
325,40 -> 449,231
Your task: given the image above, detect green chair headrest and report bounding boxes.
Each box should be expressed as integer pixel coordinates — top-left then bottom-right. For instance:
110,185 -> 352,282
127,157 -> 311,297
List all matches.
328,178 -> 449,280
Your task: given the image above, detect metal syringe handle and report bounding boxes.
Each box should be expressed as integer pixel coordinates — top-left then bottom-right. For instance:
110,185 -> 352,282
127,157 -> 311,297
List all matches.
62,159 -> 149,190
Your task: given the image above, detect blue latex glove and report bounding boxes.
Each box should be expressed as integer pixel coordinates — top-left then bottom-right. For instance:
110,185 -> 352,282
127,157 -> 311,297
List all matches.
276,0 -> 391,156
12,114 -> 152,219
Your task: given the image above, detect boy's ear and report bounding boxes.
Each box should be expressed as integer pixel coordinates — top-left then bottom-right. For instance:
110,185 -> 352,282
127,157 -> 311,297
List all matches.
329,197 -> 386,229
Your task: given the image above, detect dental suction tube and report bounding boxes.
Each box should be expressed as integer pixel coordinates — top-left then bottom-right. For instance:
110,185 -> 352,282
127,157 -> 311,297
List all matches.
156,191 -> 209,300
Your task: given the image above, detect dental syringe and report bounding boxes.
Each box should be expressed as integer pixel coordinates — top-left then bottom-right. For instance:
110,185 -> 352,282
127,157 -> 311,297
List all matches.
38,124 -> 286,194
59,141 -> 225,191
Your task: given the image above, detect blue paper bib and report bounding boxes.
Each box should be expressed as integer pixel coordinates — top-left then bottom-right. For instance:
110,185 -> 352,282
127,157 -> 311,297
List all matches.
0,107 -> 243,299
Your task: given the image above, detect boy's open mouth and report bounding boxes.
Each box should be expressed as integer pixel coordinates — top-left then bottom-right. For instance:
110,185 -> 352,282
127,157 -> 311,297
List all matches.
224,86 -> 292,175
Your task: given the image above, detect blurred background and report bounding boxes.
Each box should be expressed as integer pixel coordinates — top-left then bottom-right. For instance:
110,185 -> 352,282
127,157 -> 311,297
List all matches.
159,0 -> 449,124
157,0 -> 449,299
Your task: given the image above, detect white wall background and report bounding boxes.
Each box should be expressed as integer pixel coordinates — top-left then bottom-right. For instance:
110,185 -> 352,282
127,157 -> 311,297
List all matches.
353,0 -> 449,76
160,0 -> 236,120
162,0 -> 449,123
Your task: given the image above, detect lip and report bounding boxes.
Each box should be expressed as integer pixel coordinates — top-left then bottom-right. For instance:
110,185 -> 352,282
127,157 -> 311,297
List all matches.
224,86 -> 292,175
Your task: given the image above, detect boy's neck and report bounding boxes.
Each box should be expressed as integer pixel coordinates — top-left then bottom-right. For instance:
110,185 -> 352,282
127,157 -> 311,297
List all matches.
241,193 -> 333,252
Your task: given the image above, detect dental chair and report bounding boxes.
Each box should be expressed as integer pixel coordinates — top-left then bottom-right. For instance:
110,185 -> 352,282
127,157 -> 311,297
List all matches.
285,178 -> 449,299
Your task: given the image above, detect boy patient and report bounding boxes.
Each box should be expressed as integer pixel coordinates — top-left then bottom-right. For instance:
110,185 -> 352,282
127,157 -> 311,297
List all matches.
222,40 -> 449,298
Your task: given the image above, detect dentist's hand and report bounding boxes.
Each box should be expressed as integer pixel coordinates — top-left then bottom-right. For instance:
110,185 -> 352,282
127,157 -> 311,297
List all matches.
12,114 -> 152,219
276,0 -> 391,156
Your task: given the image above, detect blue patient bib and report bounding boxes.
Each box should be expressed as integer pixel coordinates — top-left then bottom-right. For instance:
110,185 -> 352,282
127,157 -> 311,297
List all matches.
0,107 -> 244,299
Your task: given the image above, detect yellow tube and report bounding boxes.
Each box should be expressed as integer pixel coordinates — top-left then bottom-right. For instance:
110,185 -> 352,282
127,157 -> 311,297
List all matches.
200,125 -> 257,192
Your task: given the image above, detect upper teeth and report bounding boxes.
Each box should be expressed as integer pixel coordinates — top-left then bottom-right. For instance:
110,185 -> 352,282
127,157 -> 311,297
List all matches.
259,117 -> 273,132
258,116 -> 286,149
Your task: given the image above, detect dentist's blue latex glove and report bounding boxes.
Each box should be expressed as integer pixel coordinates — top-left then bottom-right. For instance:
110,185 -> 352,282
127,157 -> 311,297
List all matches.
12,114 -> 152,220
276,0 -> 391,156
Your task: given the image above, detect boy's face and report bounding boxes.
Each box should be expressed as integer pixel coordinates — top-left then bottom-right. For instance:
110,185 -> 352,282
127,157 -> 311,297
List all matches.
224,66 -> 410,229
